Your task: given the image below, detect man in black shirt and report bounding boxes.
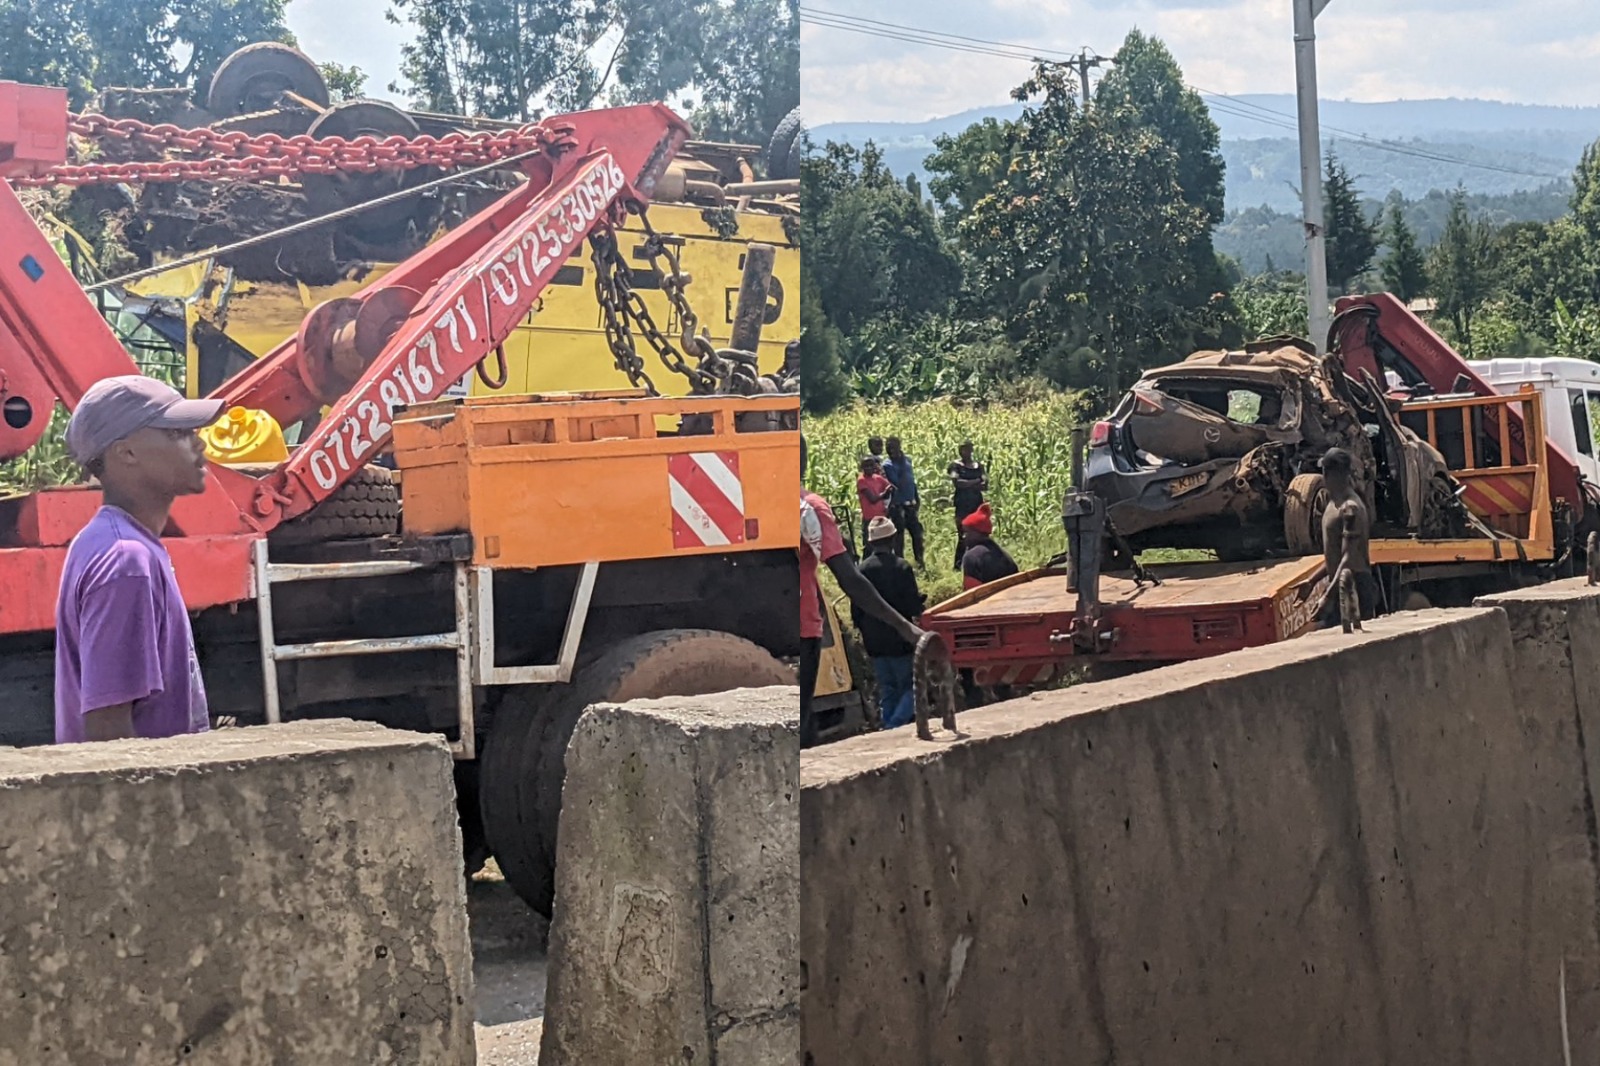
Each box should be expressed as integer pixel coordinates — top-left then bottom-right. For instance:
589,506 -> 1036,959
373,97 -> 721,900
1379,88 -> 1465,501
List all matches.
960,503 -> 1019,590
947,440 -> 987,570
852,516 -> 926,730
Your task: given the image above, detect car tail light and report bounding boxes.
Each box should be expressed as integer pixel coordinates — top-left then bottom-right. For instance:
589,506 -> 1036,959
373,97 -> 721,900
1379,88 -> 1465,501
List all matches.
1089,421 -> 1112,448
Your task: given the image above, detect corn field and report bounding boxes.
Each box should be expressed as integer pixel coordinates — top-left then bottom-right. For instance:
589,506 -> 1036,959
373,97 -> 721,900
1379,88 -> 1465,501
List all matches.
804,394 -> 1092,601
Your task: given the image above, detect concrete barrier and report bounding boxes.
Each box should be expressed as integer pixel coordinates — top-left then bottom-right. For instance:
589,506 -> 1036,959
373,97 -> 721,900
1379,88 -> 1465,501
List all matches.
801,609 -> 1598,1065
540,686 -> 799,1066
1479,579 -> 1600,1055
0,720 -> 475,1066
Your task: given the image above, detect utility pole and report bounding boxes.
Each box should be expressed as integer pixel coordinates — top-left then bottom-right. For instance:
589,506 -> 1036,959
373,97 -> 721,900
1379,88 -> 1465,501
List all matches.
1073,48 -> 1111,109
1294,0 -> 1334,352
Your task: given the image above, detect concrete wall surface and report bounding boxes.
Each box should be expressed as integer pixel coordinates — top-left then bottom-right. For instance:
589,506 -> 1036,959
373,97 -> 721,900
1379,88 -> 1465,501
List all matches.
801,609 -> 1600,1065
0,720 -> 475,1066
1479,579 -> 1600,1056
541,686 -> 799,1066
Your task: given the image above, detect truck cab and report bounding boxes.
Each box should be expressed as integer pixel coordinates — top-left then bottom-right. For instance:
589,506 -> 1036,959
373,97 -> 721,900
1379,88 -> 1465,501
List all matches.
1471,357 -> 1600,490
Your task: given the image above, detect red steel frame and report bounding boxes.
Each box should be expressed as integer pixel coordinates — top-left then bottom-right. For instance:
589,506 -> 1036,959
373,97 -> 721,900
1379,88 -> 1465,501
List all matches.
1334,292 -> 1587,519
924,558 -> 1327,679
0,79 -> 689,635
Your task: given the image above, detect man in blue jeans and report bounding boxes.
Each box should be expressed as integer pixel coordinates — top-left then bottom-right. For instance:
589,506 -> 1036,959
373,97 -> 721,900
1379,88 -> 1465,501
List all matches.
882,436 -> 925,569
852,516 -> 926,729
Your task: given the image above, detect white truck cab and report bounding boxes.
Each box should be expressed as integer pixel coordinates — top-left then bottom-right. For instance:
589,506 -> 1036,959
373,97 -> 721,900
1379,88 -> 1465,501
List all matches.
1471,357 -> 1600,487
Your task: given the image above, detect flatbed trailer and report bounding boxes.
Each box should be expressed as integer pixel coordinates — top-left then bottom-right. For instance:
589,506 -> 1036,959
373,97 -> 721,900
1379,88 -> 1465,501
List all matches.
925,386 -> 1564,684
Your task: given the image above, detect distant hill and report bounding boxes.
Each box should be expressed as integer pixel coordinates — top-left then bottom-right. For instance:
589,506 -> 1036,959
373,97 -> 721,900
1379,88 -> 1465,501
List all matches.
811,96 -> 1600,214
1216,184 -> 1573,276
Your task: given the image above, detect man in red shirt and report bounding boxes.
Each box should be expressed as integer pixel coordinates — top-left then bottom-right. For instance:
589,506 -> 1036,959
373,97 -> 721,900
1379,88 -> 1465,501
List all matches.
856,455 -> 893,526
802,437 -> 924,747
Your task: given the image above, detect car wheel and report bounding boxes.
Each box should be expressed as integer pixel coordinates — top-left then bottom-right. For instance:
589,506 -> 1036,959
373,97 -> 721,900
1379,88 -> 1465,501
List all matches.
1284,473 -> 1327,556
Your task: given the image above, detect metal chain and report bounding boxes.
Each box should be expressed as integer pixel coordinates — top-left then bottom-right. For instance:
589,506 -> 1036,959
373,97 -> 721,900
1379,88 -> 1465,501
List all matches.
34,112 -> 803,405
9,113 -> 577,188
635,209 -> 764,396
588,223 -> 662,396
589,207 -> 719,394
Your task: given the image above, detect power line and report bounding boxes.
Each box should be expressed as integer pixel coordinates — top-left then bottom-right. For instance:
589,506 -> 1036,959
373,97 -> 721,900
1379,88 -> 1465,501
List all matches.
800,7 -> 1081,60
1196,88 -> 1565,180
800,6 -> 1569,183
798,12 -> 1047,63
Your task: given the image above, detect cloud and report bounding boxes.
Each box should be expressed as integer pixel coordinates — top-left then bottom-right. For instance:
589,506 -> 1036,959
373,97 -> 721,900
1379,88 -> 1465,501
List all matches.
800,0 -> 1600,124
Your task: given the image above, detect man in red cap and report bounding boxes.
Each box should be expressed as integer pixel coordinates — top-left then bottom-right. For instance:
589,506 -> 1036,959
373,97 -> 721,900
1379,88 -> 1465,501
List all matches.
55,375 -> 224,743
959,502 -> 1019,590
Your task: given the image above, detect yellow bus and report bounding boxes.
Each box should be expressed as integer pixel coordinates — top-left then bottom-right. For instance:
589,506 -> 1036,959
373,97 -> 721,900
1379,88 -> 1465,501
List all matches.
127,199 -> 798,402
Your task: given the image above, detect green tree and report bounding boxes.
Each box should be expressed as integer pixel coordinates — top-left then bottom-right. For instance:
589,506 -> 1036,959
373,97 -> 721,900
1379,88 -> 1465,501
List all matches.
1572,141 -> 1600,242
1323,154 -> 1377,292
318,61 -> 368,102
1095,29 -> 1224,226
800,141 -> 960,339
925,117 -> 1013,217
0,0 -> 290,107
387,0 -> 619,119
685,0 -> 797,146
1380,200 -> 1429,302
1430,188 -> 1497,355
1095,29 -> 1233,342
388,0 -> 794,144
937,62 -> 1216,400
798,280 -> 850,413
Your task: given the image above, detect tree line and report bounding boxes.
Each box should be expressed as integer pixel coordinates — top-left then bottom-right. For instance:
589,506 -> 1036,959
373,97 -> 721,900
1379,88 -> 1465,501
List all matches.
803,31 -> 1237,414
0,0 -> 795,146
801,29 -> 1600,414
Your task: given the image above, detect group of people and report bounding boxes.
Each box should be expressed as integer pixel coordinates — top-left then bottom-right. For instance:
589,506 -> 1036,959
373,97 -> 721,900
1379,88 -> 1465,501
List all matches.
854,436 -> 1017,588
796,434 -> 1021,743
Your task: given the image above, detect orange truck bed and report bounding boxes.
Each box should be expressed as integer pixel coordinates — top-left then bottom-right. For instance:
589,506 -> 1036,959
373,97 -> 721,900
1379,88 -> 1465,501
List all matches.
392,390 -> 799,568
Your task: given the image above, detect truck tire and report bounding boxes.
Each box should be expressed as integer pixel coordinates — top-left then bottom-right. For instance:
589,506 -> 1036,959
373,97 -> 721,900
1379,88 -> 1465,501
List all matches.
480,629 -> 792,916
1284,473 -> 1326,556
268,464 -> 399,546
766,107 -> 804,180
207,42 -> 330,117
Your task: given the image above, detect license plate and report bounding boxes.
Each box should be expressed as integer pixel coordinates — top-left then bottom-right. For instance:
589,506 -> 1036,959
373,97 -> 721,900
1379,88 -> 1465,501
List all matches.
1168,472 -> 1209,497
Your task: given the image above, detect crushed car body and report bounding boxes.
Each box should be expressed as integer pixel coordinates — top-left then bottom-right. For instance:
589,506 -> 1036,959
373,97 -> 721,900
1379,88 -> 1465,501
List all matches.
1084,338 -> 1475,558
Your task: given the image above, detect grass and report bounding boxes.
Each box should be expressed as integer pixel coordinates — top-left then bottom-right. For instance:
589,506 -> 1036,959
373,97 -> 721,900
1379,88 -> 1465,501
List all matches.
804,394 -> 1091,604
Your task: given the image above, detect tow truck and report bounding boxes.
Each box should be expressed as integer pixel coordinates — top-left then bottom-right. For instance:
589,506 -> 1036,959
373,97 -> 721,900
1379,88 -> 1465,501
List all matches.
922,297 -> 1581,689
0,75 -> 799,916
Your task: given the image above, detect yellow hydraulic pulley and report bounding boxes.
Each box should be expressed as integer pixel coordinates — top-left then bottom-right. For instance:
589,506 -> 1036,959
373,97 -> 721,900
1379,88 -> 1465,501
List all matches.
201,406 -> 288,465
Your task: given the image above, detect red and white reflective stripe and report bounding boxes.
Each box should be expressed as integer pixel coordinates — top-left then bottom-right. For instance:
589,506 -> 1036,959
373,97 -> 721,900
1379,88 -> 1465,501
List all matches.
973,662 -> 1056,688
668,451 -> 746,549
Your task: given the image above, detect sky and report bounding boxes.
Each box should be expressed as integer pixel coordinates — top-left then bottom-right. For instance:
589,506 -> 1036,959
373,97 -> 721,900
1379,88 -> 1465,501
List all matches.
284,0 -> 410,102
800,0 -> 1600,125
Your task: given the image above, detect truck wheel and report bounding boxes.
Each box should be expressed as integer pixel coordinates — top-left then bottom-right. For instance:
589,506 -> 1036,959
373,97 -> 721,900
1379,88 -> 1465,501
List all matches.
1284,473 -> 1326,556
268,464 -> 399,546
765,107 -> 804,180
480,629 -> 792,916
207,42 -> 330,117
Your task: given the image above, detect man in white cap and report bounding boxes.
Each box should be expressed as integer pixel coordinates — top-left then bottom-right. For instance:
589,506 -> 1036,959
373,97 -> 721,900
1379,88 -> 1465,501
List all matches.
851,514 -> 926,730
54,375 -> 225,743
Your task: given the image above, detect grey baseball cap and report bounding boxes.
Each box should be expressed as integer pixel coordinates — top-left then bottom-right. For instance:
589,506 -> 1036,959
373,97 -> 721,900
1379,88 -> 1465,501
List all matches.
66,375 -> 225,466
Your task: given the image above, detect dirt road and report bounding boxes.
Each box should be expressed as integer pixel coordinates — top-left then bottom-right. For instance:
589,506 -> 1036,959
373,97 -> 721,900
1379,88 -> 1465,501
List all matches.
469,863 -> 548,1065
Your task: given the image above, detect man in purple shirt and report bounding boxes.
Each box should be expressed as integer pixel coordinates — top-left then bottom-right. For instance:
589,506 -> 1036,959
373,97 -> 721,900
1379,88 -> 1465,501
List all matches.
55,375 -> 225,744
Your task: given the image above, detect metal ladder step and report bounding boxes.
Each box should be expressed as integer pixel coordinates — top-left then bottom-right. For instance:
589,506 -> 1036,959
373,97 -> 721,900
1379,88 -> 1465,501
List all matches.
251,538 -> 473,758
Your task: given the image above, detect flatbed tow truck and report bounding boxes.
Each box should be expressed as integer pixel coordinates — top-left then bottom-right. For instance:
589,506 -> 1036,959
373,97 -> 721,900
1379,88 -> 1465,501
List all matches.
923,301 -> 1576,689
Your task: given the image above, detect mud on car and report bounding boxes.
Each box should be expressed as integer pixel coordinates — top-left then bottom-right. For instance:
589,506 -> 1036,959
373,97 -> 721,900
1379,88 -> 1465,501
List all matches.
1084,339 -> 1475,559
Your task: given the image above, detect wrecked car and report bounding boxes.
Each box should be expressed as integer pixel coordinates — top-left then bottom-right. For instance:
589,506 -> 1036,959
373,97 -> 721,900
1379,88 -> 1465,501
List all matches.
1084,339 -> 1473,559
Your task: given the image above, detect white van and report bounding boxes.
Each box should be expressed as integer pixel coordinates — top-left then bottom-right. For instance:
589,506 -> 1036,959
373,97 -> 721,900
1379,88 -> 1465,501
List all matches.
1471,357 -> 1600,487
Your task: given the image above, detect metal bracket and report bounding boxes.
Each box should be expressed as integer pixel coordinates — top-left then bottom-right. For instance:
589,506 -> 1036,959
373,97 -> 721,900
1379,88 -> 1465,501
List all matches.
470,561 -> 598,686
